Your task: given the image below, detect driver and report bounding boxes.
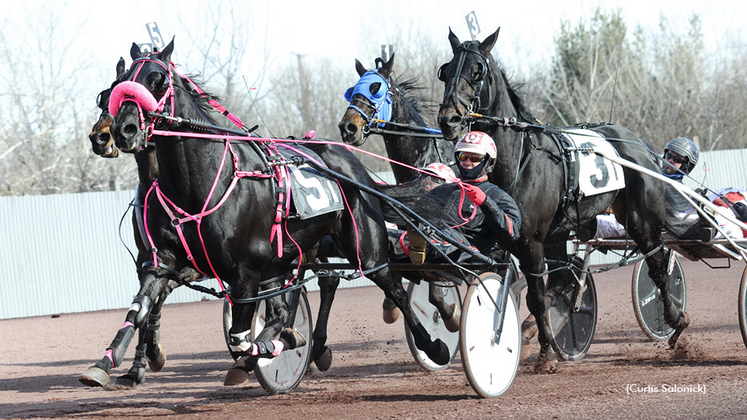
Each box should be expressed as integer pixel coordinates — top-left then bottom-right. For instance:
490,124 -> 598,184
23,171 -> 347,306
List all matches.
406,131 -> 522,264
594,137 -> 745,240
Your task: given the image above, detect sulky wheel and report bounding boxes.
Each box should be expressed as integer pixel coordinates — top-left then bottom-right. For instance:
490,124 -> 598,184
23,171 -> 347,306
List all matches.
632,251 -> 686,342
460,272 -> 521,398
404,280 -> 461,371
222,289 -> 313,394
737,266 -> 747,350
545,258 -> 597,361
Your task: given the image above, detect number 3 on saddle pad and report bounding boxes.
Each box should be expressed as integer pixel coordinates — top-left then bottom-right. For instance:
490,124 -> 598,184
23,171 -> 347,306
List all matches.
561,128 -> 626,196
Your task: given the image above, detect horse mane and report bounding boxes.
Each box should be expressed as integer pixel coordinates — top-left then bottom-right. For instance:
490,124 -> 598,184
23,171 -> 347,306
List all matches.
494,64 -> 536,123
174,73 -> 222,125
390,72 -> 437,123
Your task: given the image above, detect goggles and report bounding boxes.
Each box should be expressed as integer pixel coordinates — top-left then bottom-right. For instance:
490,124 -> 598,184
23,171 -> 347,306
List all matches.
665,152 -> 687,164
457,152 -> 485,163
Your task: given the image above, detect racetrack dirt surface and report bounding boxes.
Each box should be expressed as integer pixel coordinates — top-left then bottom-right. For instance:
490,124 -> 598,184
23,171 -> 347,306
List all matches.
2,258 -> 747,419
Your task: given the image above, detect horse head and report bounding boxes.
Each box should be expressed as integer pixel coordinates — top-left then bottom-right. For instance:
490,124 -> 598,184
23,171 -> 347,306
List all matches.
437,27 -> 501,141
89,57 -> 127,157
110,39 -> 180,153
338,54 -> 395,146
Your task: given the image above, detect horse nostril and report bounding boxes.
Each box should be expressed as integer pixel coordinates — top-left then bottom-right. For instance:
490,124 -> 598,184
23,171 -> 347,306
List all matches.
447,115 -> 462,128
123,123 -> 139,137
344,122 -> 359,136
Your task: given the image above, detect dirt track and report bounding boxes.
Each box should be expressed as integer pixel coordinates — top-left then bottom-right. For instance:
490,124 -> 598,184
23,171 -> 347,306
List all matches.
2,258 -> 747,419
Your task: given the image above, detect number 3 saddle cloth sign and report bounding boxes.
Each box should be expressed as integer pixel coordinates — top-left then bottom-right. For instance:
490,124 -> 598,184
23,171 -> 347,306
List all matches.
559,128 -> 626,197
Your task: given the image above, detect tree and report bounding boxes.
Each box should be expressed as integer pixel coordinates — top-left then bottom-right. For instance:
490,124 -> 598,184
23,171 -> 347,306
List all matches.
0,4 -> 135,195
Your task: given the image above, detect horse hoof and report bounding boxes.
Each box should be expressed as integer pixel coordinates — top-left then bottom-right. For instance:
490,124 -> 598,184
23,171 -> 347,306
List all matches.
79,366 -> 110,388
533,348 -> 558,374
112,374 -> 140,389
223,368 -> 251,386
382,298 -> 400,324
112,366 -> 145,389
428,339 -> 451,366
280,327 -> 307,349
668,311 -> 691,349
443,305 -> 460,333
147,344 -> 167,372
383,307 -> 401,324
313,347 -> 333,372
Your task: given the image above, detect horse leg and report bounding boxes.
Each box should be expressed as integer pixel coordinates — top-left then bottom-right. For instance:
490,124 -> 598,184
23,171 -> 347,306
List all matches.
428,281 -> 460,333
371,267 -> 451,365
224,277 -> 259,386
109,328 -> 148,388
382,297 -> 401,324
79,268 -> 170,388
646,251 -> 690,348
224,273 -> 307,385
311,272 -> 338,372
520,314 -> 538,360
614,187 -> 689,348
516,241 -> 558,373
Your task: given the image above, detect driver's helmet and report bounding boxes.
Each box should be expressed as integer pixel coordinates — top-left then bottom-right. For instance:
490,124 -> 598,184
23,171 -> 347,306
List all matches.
421,162 -> 457,183
454,131 -> 497,171
664,137 -> 699,174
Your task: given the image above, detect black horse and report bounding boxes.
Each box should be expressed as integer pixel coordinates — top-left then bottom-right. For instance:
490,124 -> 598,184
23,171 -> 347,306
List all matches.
80,39 -> 450,389
90,48 -> 343,380
88,53 -> 206,388
338,54 -> 453,182
436,28 -> 689,371
338,54 -> 462,332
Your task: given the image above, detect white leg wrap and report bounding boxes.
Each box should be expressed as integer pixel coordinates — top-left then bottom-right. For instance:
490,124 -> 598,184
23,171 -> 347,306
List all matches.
228,329 -> 252,353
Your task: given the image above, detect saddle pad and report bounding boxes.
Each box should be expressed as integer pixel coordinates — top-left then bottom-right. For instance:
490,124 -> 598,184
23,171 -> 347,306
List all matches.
561,128 -> 626,197
277,145 -> 345,220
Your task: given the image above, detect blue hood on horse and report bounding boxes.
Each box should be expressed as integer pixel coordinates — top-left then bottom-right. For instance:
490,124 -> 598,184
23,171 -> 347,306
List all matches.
344,70 -> 392,127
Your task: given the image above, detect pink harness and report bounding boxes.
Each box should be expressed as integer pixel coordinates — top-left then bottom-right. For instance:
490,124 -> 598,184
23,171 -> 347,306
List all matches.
109,55 -> 478,291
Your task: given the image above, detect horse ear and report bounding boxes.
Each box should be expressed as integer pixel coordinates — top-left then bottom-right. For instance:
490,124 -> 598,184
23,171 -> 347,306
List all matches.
355,59 -> 367,77
479,27 -> 500,57
448,27 -> 461,53
130,42 -> 142,60
116,57 -> 125,76
379,53 -> 395,78
160,37 -> 175,64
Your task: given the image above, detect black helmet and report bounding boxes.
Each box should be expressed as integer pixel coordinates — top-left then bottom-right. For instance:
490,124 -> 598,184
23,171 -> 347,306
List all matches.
664,137 -> 699,174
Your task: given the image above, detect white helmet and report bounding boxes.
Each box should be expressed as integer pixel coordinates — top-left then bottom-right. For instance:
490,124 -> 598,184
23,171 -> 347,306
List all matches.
421,162 -> 457,183
454,131 -> 497,160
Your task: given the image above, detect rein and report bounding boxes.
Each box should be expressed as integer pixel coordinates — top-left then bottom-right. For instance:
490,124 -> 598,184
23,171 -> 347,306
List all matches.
364,119 -> 443,137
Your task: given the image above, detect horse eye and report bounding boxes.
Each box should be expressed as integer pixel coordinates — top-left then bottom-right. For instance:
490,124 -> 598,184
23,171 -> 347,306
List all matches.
369,82 -> 383,98
437,63 -> 450,82
155,75 -> 168,93
147,73 -> 168,94
470,63 -> 484,82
